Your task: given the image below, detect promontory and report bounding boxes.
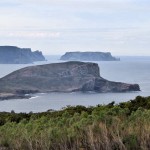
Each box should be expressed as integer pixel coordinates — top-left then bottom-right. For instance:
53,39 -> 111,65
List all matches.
60,52 -> 119,61
0,46 -> 46,64
0,61 -> 140,100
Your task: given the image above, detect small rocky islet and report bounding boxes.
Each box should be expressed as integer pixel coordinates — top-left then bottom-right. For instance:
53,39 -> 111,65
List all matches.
60,52 -> 120,61
0,61 -> 140,100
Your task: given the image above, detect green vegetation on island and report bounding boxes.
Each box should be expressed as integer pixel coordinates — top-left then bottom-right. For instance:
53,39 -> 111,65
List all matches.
0,96 -> 150,150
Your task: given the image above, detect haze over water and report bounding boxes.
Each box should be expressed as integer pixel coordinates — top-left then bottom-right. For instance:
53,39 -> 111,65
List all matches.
0,56 -> 149,113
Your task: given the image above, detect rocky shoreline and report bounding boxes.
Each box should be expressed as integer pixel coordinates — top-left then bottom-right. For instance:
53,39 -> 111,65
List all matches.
0,93 -> 31,100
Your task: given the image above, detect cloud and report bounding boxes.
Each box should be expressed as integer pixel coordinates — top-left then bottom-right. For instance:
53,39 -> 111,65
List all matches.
1,31 -> 60,39
0,0 -> 150,55
0,1 -> 21,7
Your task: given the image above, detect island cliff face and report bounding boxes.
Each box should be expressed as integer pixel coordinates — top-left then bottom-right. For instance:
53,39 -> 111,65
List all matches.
0,46 -> 46,64
60,52 -> 119,61
0,61 -> 140,99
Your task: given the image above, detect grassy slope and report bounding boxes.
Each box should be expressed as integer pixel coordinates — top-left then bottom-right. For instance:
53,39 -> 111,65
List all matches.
0,96 -> 150,150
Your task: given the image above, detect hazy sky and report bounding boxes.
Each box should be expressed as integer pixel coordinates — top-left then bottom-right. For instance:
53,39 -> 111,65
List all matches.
0,0 -> 150,55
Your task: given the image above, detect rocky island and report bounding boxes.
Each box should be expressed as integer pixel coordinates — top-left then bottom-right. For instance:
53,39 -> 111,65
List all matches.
60,52 -> 119,61
0,46 -> 46,64
0,61 -> 140,100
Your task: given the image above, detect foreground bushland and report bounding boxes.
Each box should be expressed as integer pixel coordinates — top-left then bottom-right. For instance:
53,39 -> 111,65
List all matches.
0,96 -> 150,150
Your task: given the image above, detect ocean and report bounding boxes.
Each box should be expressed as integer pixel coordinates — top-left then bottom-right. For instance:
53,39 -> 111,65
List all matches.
0,56 -> 150,113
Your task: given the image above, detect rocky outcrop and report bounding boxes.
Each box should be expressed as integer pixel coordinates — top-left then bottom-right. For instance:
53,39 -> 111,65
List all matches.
0,61 -> 140,99
60,52 -> 119,61
0,93 -> 31,100
0,46 -> 46,64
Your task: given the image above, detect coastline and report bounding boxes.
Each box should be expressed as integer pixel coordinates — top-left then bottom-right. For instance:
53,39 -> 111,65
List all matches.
0,93 -> 31,100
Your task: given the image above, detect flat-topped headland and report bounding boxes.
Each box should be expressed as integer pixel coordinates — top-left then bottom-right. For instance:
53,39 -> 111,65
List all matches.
0,46 -> 46,64
0,61 -> 140,100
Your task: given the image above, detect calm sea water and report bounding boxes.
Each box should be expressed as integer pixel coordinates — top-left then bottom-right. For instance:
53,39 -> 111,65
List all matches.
0,56 -> 150,113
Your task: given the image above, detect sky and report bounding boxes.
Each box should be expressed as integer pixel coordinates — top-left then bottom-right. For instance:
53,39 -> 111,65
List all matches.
0,0 -> 150,56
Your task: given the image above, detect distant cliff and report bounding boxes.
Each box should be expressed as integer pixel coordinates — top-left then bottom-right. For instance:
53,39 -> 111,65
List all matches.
0,46 -> 46,64
60,52 -> 119,61
0,61 -> 140,100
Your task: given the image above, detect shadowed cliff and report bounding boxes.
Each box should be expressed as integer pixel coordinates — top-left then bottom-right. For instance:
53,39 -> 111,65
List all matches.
0,46 -> 46,64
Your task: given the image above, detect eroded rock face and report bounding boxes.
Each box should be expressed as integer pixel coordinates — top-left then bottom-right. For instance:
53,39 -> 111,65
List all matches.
0,61 -> 140,99
60,52 -> 120,61
80,78 -> 140,93
0,46 -> 46,64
